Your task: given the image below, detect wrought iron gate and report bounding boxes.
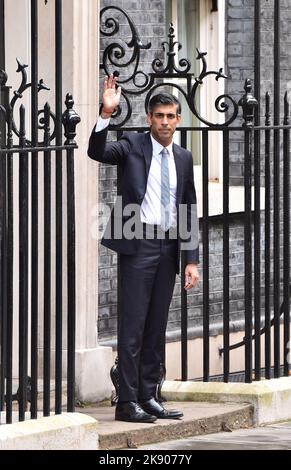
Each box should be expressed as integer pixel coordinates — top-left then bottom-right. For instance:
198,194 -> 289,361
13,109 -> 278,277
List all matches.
0,0 -> 79,424
100,3 -> 290,390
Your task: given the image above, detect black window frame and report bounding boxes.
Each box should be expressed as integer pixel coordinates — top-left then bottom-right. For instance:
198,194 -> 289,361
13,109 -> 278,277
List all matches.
0,0 -> 5,71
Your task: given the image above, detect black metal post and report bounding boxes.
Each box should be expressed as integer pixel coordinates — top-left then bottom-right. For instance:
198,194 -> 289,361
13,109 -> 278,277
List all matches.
244,126 -> 253,383
253,0 -> 261,381
223,129 -> 230,382
30,0 -> 39,419
202,130 -> 209,381
0,0 -> 4,71
0,77 -> 9,412
273,0 -> 281,378
264,92 -> 271,379
62,93 -> 80,411
239,79 -> 258,382
18,104 -> 29,421
66,145 -> 76,412
43,103 -> 52,417
55,0 -> 63,414
283,92 -> 290,377
6,105 -> 13,423
180,130 -> 188,381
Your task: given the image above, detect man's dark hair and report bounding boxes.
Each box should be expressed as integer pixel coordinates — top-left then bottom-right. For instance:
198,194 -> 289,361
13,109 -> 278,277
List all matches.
148,92 -> 181,115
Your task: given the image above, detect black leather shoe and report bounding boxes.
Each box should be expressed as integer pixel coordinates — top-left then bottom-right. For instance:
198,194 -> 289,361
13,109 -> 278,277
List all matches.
140,398 -> 183,419
115,401 -> 157,423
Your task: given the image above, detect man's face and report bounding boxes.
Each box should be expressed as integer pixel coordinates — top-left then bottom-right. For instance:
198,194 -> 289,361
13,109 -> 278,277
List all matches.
147,104 -> 181,146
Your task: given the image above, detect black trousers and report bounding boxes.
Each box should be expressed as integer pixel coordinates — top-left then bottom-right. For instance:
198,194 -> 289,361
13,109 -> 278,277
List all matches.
118,234 -> 177,402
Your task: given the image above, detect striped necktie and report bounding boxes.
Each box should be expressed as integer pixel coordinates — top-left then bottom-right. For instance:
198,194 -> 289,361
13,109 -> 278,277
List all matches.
160,147 -> 170,231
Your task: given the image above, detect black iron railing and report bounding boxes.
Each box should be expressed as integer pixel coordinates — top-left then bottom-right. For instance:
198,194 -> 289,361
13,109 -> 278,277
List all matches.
0,0 -> 80,425
99,4 -> 291,400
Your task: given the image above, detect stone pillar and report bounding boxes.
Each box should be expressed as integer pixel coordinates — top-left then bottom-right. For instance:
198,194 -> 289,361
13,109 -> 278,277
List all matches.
62,0 -> 112,402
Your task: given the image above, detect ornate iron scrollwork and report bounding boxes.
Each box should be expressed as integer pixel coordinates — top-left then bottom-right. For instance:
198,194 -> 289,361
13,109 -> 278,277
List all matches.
152,23 -> 191,75
100,9 -> 239,128
0,58 -> 57,145
100,6 -> 151,89
187,48 -> 238,126
100,6 -> 152,128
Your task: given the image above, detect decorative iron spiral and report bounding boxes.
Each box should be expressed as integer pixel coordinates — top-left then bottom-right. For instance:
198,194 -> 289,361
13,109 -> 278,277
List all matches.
187,49 -> 239,127
100,6 -> 151,90
8,58 -> 56,145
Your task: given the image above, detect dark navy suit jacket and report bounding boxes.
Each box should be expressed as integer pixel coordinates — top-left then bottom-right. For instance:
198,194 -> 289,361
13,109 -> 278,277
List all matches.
88,127 -> 199,273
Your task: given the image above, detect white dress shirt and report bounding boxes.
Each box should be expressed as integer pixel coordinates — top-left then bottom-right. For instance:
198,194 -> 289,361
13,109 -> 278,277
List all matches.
140,135 -> 177,227
94,117 -> 177,227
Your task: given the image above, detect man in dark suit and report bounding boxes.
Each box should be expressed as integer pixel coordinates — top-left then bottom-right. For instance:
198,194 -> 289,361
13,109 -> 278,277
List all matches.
88,74 -> 199,423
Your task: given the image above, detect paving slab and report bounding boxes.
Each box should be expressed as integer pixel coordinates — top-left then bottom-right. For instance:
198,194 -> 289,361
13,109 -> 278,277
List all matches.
137,420 -> 291,450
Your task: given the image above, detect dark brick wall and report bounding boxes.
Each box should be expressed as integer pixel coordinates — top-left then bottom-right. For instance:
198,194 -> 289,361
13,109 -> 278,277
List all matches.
226,0 -> 291,184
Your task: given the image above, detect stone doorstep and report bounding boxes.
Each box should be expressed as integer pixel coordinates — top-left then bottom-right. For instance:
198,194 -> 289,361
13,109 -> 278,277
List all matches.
162,377 -> 291,426
80,401 -> 253,450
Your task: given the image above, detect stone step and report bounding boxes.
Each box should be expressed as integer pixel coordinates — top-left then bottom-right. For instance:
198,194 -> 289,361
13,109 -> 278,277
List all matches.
78,401 -> 254,450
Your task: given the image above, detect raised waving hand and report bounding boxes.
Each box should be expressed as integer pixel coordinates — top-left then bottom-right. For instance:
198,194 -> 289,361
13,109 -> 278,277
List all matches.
101,74 -> 122,118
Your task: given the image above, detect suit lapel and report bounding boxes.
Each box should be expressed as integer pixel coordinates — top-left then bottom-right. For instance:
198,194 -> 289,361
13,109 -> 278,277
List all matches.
173,143 -> 184,204
142,132 -> 153,179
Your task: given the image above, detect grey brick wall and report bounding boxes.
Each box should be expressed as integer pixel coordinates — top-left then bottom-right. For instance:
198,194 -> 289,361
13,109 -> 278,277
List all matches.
226,0 -> 291,184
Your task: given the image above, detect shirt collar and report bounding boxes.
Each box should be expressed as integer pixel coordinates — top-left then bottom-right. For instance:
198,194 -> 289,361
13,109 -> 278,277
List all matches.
150,134 -> 173,156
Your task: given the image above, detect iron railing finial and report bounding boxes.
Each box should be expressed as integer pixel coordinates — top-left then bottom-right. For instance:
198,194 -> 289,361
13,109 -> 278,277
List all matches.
62,93 -> 81,145
239,79 -> 258,127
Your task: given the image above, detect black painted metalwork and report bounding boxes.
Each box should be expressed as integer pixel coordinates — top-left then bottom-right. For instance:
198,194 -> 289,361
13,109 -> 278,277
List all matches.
65,94 -> 80,413
222,129 -> 230,382
0,0 -> 4,71
18,104 -> 29,421
101,9 -> 237,128
100,4 -> 291,389
264,92 -> 271,380
283,92 -> 290,377
202,130 -> 210,382
0,1 -> 79,425
54,0 -> 63,416
254,0 -> 261,381
273,0 -> 281,379
239,80 -> 258,383
180,131 -> 188,382
211,1 -> 218,13
30,0 -> 39,419
43,101 -> 51,418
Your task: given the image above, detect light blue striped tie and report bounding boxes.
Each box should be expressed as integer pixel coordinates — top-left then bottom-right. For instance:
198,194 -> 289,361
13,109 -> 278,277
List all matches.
160,147 -> 170,231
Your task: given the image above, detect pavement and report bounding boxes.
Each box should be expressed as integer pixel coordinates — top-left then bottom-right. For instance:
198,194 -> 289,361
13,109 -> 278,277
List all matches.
77,400 -> 253,450
138,420 -> 291,450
